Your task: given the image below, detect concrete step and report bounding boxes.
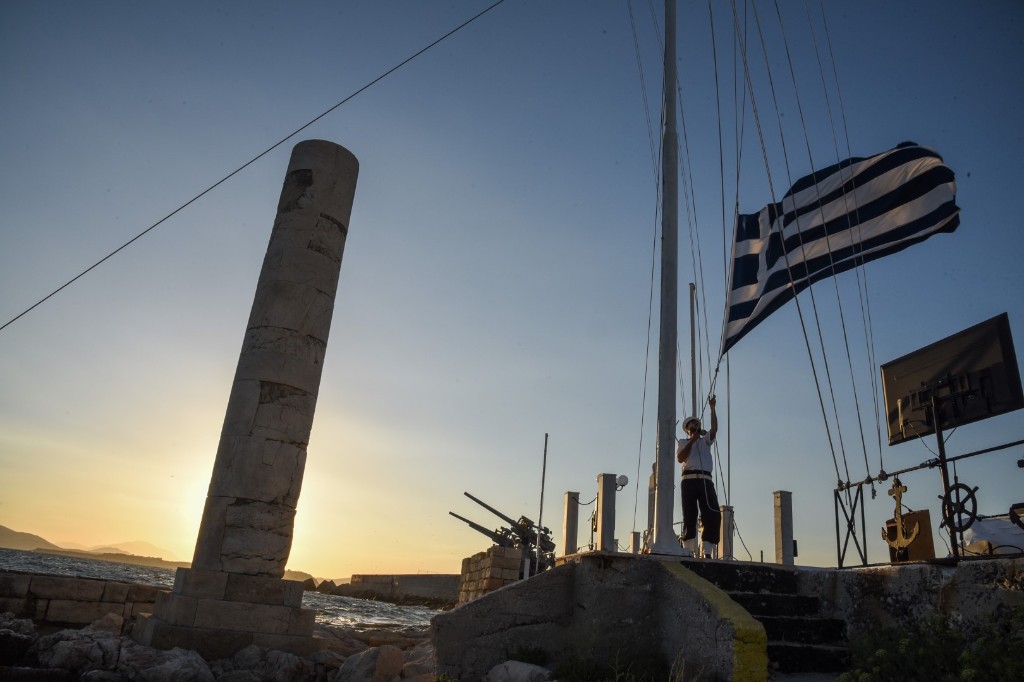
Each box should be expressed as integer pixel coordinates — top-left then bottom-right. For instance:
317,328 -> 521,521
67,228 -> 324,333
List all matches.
677,560 -> 850,674
731,591 -> 820,617
681,558 -> 801,594
768,642 -> 848,674
757,615 -> 846,645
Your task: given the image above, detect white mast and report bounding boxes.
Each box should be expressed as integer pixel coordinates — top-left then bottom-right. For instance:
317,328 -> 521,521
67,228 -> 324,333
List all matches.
650,0 -> 683,555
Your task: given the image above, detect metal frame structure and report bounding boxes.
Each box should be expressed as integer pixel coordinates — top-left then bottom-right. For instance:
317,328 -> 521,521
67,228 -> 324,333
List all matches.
834,395 -> 1023,568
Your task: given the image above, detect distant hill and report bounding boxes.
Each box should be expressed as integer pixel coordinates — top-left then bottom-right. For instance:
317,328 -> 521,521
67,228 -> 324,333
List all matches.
34,548 -> 191,571
283,569 -> 315,583
2,525 -> 319,581
86,541 -> 178,560
0,525 -> 63,552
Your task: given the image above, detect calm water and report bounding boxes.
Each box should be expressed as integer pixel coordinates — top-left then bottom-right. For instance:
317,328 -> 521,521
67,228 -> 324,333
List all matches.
0,547 -> 436,631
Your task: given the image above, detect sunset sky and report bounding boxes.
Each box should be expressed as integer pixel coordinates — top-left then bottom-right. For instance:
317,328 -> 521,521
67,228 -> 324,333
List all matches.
2,1 -> 1022,579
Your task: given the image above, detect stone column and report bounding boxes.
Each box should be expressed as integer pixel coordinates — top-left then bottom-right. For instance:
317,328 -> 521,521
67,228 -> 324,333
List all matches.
595,474 -> 618,552
774,490 -> 794,566
135,140 -> 358,659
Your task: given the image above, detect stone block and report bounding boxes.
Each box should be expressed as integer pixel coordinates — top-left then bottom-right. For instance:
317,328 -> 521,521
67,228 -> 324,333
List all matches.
127,584 -> 165,602
482,578 -> 504,590
500,569 -> 519,580
28,575 -> 105,601
224,572 -> 304,607
0,596 -> 26,615
0,572 -> 31,597
174,567 -> 228,600
252,632 -> 325,656
235,338 -> 328,397
135,616 -> 254,660
491,546 -> 520,559
31,598 -> 48,620
493,556 -> 523,571
211,440 -> 307,510
153,592 -> 199,627
192,598 -> 316,636
45,600 -> 122,625
100,582 -> 130,603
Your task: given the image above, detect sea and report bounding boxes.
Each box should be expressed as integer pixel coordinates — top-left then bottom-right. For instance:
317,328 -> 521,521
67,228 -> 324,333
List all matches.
0,547 -> 436,631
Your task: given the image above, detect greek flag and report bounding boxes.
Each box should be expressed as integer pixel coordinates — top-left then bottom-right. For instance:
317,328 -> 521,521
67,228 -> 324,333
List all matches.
721,142 -> 959,356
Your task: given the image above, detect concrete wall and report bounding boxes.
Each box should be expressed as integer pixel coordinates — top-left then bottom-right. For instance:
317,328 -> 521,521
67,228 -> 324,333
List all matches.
431,553 -> 767,682
795,556 -> 1024,640
0,570 -> 166,633
335,573 -> 459,604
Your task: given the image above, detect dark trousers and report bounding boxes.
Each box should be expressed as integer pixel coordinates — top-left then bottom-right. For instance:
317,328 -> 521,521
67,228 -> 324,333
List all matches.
681,477 -> 722,543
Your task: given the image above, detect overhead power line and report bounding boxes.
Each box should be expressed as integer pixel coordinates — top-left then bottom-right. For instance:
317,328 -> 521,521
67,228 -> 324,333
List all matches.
0,0 -> 507,335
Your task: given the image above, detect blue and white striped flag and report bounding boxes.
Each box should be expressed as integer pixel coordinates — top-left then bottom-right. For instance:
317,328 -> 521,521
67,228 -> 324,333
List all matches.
721,142 -> 959,356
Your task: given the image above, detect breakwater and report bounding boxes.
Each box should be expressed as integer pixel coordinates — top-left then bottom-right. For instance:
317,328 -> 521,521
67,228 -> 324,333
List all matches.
330,574 -> 459,609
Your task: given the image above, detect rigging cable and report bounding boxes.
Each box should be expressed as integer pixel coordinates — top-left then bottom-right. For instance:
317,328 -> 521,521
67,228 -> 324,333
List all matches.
721,0 -> 751,507
674,67 -> 716,409
0,0 -> 508,335
771,0 -> 875,494
749,0 -> 851,485
629,0 -> 663,181
749,0 -> 856,489
727,0 -> 849,496
810,0 -> 887,475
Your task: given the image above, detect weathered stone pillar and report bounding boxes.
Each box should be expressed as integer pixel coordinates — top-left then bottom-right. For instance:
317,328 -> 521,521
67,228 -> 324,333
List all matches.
135,140 -> 358,659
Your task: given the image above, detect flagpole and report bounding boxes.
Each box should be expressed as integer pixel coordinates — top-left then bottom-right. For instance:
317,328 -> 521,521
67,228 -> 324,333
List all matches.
650,0 -> 683,555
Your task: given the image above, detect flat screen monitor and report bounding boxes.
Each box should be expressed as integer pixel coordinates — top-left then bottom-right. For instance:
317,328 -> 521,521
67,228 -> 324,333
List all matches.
880,313 -> 1023,446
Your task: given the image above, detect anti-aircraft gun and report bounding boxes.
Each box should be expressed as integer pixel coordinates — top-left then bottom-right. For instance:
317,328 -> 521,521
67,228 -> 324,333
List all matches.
449,491 -> 555,575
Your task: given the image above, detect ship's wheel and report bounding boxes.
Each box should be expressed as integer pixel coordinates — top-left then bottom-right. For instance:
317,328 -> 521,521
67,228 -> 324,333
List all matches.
939,483 -> 979,533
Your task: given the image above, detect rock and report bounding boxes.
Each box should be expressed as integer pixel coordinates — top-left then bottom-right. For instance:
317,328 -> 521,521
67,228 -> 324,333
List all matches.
217,672 -> 261,682
302,578 -> 319,591
401,640 -> 435,679
400,659 -> 435,680
3,607 -> 433,682
84,613 -> 124,636
316,580 -> 338,594
334,644 -> 404,682
0,613 -> 36,636
484,660 -> 551,682
34,627 -> 122,674
306,649 -> 347,679
136,649 -> 214,682
0,666 -> 76,680
313,624 -> 371,657
118,644 -> 215,682
209,644 -> 310,682
261,649 -> 308,682
232,644 -> 265,671
0,629 -> 35,665
80,671 -> 128,681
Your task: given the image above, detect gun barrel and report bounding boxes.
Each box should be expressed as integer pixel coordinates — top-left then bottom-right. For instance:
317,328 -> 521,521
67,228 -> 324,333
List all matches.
463,491 -> 521,529
448,511 -> 511,547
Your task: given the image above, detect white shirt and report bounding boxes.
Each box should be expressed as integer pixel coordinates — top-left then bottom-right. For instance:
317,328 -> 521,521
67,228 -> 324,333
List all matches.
676,434 -> 714,474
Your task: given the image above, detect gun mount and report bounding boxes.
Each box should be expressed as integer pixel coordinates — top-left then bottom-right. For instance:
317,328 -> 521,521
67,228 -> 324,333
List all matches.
450,491 -> 555,574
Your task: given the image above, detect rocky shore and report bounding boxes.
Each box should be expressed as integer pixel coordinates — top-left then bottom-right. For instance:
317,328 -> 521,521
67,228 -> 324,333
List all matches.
0,611 -> 437,682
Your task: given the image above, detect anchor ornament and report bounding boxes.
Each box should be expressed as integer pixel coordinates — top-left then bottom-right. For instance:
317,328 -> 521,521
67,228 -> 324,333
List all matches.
882,477 -> 920,552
